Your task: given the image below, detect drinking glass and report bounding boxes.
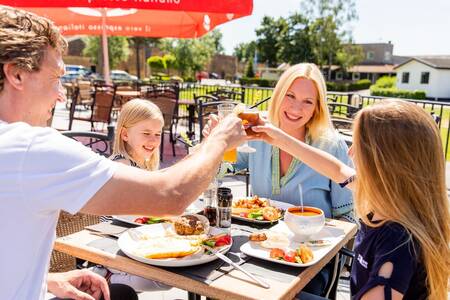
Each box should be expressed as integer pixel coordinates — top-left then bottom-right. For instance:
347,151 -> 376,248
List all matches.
237,108 -> 259,153
218,103 -> 238,162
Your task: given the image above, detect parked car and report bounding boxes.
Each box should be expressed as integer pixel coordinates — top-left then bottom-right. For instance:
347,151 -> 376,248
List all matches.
61,71 -> 86,83
110,70 -> 138,82
65,64 -> 88,75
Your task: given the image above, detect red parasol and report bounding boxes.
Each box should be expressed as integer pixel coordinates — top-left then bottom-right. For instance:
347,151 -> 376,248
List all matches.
4,0 -> 253,82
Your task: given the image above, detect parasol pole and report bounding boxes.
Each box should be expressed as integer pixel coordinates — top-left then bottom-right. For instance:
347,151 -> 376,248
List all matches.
101,8 -> 111,84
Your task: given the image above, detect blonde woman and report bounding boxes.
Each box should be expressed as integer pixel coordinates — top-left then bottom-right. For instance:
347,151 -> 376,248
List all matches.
253,100 -> 450,300
95,98 -> 170,292
235,63 -> 353,222
204,63 -> 354,296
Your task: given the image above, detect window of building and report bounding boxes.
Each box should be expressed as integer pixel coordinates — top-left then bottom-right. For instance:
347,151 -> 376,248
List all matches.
367,51 -> 375,60
336,71 -> 343,80
401,72 -> 410,84
421,72 -> 430,84
352,72 -> 360,81
384,51 -> 392,62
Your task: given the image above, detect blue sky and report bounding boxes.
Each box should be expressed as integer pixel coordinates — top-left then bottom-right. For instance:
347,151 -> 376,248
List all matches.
219,0 -> 450,56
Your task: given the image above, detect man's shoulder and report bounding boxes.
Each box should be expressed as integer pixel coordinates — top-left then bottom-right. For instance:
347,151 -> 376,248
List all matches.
0,121 -> 58,148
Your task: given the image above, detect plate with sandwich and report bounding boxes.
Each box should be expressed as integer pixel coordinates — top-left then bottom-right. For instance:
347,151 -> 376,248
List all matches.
118,214 -> 232,267
232,195 -> 292,224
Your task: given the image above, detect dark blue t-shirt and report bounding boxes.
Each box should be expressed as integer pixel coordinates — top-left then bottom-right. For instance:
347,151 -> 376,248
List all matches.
351,220 -> 428,299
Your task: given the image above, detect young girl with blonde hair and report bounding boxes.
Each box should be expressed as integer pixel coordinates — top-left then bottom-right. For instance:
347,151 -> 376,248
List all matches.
253,99 -> 450,299
111,98 -> 164,170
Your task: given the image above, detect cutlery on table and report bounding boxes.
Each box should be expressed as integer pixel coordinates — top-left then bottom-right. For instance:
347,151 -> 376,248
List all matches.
203,244 -> 270,289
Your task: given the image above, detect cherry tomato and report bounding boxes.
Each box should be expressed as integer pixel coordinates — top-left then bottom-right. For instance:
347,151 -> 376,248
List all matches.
134,218 -> 144,224
141,217 -> 149,223
269,248 -> 285,259
283,251 -> 296,263
215,234 -> 231,247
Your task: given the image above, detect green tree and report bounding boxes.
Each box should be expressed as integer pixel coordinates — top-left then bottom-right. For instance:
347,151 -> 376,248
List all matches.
233,41 -> 257,63
255,16 -> 288,67
82,36 -> 130,70
277,13 -> 315,64
128,37 -> 160,78
245,59 -> 255,78
209,29 -> 225,54
160,31 -> 219,77
301,0 -> 358,79
336,44 -> 364,74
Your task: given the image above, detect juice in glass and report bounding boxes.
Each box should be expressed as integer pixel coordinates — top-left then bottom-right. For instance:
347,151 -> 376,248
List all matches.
223,148 -> 237,162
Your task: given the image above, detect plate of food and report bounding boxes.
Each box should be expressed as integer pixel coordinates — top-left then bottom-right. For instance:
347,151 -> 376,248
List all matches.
231,195 -> 292,224
240,221 -> 343,267
113,199 -> 204,226
118,214 -> 232,267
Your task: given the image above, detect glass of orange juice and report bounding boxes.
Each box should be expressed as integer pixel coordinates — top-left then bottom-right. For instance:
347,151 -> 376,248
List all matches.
218,103 -> 238,162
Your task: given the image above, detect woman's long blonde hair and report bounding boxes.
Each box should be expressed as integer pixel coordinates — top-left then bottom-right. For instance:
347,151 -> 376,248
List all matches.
353,100 -> 450,300
267,63 -> 333,140
112,99 -> 164,171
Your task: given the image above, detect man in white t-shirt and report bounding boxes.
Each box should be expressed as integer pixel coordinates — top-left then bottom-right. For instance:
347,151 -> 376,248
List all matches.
0,6 -> 247,300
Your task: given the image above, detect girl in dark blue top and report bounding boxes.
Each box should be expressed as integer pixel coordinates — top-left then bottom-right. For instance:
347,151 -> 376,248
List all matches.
253,100 -> 450,300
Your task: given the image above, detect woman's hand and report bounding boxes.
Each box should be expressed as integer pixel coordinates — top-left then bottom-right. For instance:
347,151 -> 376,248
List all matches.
250,119 -> 288,147
47,269 -> 110,300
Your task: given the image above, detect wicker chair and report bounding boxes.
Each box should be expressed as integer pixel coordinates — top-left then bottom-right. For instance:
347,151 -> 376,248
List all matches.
49,212 -> 100,272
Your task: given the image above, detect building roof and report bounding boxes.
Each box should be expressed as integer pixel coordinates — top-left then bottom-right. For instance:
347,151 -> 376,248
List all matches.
394,56 -> 450,70
347,64 -> 395,74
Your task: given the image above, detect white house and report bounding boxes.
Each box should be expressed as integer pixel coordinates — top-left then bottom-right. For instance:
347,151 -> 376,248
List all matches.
394,56 -> 450,100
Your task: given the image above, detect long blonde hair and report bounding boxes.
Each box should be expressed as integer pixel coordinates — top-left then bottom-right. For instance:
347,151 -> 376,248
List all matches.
268,63 -> 333,140
353,100 -> 450,300
112,99 -> 164,170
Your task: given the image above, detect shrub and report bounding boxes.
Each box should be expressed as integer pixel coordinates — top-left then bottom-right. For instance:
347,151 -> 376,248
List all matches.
373,76 -> 396,88
348,79 -> 371,91
326,79 -> 371,92
240,77 -> 277,87
370,86 -> 426,100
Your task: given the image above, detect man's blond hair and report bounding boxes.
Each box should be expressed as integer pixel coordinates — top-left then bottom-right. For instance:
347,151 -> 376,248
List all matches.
0,6 -> 67,92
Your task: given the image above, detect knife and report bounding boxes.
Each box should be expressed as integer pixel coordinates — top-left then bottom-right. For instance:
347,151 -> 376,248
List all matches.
203,244 -> 270,289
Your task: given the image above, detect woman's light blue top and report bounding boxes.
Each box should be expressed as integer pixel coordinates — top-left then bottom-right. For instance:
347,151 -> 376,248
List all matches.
235,132 -> 354,221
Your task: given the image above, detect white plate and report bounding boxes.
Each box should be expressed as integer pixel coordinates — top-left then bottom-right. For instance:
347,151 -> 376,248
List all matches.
240,221 -> 345,267
231,199 -> 293,224
118,223 -> 231,267
113,199 -> 204,226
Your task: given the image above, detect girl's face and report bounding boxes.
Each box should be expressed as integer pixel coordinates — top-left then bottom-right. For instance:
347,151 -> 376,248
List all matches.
121,119 -> 163,162
278,78 -> 318,132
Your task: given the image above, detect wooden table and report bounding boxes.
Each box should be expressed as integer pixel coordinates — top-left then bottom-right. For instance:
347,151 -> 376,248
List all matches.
54,219 -> 356,300
116,90 -> 142,103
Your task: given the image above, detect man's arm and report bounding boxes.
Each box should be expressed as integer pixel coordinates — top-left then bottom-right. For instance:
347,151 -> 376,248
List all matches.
81,115 -> 246,216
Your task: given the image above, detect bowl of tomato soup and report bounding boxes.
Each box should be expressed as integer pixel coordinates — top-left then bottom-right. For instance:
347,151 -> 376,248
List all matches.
284,207 -> 325,241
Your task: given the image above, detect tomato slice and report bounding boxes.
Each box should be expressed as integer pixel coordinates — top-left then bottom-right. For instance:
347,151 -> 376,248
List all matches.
134,218 -> 144,224
215,234 -> 232,247
283,251 -> 296,263
269,248 -> 285,259
239,212 -> 249,218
